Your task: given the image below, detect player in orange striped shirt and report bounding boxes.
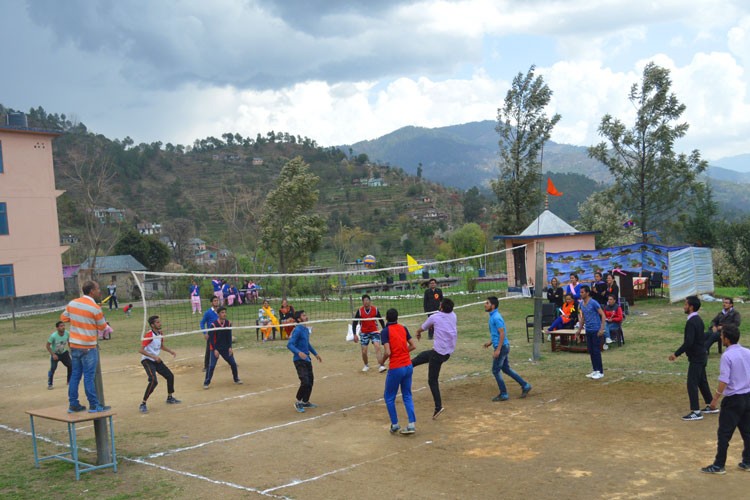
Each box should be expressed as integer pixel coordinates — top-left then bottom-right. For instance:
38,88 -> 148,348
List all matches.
60,280 -> 110,413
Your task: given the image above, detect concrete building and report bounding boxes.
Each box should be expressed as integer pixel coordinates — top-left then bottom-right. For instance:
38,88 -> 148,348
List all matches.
0,120 -> 65,313
494,210 -> 598,288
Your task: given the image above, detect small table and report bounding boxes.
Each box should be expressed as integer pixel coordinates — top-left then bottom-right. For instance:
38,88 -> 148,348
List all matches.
26,406 -> 117,480
550,329 -> 605,353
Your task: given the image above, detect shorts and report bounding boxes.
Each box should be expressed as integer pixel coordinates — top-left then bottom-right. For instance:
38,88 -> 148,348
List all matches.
359,332 -> 381,346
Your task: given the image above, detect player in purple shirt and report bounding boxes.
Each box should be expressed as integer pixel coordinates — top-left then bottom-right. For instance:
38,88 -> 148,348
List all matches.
414,298 -> 458,419
701,324 -> 750,474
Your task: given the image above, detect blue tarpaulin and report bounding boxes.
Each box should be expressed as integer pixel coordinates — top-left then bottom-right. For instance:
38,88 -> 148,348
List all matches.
545,243 -> 687,285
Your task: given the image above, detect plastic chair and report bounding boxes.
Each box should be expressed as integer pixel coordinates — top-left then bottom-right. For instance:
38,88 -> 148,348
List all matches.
526,302 -> 557,342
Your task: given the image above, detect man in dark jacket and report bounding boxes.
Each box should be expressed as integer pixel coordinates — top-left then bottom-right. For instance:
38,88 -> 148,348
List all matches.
423,278 -> 443,340
705,298 -> 741,353
669,296 -> 716,421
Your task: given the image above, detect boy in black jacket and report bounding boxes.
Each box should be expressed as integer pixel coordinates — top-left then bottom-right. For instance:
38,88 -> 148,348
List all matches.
669,296 -> 716,421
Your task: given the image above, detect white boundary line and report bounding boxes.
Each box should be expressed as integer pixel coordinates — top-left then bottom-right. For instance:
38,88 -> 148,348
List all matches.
262,440 -> 433,494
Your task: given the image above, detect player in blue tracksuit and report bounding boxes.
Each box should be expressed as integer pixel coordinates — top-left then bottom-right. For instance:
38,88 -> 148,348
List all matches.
287,310 -> 322,413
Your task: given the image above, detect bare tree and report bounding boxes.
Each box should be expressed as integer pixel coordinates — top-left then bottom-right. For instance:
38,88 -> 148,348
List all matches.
64,148 -> 120,275
162,218 -> 195,266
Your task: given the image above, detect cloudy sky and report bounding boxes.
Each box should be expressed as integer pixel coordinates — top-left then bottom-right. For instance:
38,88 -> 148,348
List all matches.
3,0 -> 750,160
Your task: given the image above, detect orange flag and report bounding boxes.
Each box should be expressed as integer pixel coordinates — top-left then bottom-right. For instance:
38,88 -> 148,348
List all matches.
547,177 -> 563,196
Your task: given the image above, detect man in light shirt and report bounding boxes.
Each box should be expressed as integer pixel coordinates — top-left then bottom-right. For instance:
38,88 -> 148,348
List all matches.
60,280 -> 109,413
414,298 -> 457,419
701,324 -> 750,474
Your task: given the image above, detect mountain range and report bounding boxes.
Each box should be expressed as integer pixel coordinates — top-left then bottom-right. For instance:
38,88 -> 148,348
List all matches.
344,120 -> 750,215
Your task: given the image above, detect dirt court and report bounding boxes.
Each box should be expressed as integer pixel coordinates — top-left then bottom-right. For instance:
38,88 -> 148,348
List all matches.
1,330 -> 748,499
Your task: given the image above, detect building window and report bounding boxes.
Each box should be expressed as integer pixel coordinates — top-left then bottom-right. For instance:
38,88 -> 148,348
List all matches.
0,265 -> 14,297
0,203 -> 8,235
0,140 -> 4,173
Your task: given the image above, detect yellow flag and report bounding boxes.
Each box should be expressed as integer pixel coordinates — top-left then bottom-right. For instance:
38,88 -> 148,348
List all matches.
406,254 -> 423,273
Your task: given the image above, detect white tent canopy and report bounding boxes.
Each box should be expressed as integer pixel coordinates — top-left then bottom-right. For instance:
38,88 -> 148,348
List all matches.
668,247 -> 714,303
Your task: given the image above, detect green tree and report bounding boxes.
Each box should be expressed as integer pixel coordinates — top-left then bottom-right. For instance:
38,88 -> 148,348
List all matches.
576,189 -> 640,248
588,62 -> 708,243
680,182 -> 718,247
492,65 -> 561,235
449,223 -> 486,257
113,229 -> 170,271
259,156 -> 326,296
717,217 -> 750,293
462,187 -> 484,223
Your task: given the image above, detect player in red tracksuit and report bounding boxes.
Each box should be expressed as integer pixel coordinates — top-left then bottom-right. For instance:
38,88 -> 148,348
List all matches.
352,294 -> 386,373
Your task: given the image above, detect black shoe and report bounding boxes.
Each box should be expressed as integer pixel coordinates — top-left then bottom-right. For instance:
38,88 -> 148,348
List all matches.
701,405 -> 719,414
166,396 -> 181,404
682,411 -> 703,421
139,403 -> 148,413
432,407 -> 445,420
739,462 -> 750,471
67,404 -> 86,413
701,464 -> 726,474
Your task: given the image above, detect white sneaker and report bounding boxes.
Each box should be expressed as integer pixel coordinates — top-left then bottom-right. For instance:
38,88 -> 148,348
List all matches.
591,371 -> 604,379
603,344 -> 609,350
605,338 -> 613,344
378,365 -> 387,373
585,371 -> 597,378
362,365 -> 370,372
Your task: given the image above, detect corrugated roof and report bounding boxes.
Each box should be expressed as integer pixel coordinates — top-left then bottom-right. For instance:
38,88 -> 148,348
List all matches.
518,210 -> 579,236
79,255 -> 147,272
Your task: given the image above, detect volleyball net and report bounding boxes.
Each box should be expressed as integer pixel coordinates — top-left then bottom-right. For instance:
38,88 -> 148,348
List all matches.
131,245 -> 527,340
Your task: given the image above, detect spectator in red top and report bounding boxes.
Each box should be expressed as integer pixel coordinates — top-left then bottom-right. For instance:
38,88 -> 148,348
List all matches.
603,295 -> 623,349
381,308 -> 417,435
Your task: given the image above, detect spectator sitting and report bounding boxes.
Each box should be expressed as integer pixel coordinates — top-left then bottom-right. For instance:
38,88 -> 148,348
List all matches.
565,274 -> 581,301
705,297 -> 741,353
603,295 -> 623,349
545,294 -> 578,337
605,274 -> 620,302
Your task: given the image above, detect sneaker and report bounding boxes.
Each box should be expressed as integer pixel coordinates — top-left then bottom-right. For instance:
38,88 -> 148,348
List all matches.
166,396 -> 181,404
399,424 -> 416,435
521,384 -> 532,398
605,338 -> 613,344
302,402 -> 318,408
432,407 -> 445,420
738,462 -> 750,471
139,403 -> 148,413
47,384 -> 53,390
390,424 -> 400,434
591,371 -> 604,380
700,464 -> 726,474
362,365 -> 370,372
88,405 -> 112,413
682,411 -> 703,421
203,384 -> 210,390
378,365 -> 387,373
702,405 -> 719,414
585,371 -> 597,378
492,394 -> 509,402
295,402 -> 305,413
67,404 -> 86,413
234,379 -> 244,385
603,344 -> 609,351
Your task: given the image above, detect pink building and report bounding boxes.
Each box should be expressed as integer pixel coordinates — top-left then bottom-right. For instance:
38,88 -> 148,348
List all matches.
495,210 -> 598,288
0,121 -> 65,313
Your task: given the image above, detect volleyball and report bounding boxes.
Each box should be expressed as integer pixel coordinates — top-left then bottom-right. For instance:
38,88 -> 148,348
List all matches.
363,255 -> 376,268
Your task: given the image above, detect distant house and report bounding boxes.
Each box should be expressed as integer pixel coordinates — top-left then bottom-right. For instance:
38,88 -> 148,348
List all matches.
358,177 -> 386,187
60,234 -> 79,245
188,238 -> 206,256
137,222 -> 161,235
92,207 -> 126,224
76,254 -> 149,300
252,157 -> 263,166
224,154 -> 241,162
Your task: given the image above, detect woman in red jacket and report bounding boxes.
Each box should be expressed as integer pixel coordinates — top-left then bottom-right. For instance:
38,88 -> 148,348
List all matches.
603,295 -> 623,348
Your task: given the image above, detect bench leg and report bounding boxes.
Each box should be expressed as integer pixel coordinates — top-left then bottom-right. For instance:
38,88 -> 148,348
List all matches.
30,415 -> 39,468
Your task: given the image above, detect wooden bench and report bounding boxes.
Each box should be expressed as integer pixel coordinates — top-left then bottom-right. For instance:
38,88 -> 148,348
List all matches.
550,329 -> 606,353
26,406 -> 117,480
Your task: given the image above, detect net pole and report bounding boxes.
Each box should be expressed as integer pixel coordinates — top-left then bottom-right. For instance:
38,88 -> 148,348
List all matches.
532,241 -> 545,361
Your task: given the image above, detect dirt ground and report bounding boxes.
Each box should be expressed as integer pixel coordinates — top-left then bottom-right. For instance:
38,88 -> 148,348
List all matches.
1,333 -> 748,499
